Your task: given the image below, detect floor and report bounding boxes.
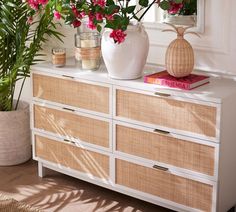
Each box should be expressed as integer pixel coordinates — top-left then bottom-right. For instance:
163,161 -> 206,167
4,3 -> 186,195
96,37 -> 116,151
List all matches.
0,160 -> 173,212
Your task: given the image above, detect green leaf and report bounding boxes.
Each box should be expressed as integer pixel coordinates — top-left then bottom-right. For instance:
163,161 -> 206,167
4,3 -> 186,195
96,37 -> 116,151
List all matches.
104,22 -> 115,29
97,24 -> 102,32
56,4 -> 62,12
174,0 -> 183,3
126,5 -> 136,14
82,4 -> 89,11
107,5 -> 120,14
106,0 -> 115,6
0,0 -> 63,111
159,0 -> 170,10
139,0 -> 148,7
132,13 -> 139,21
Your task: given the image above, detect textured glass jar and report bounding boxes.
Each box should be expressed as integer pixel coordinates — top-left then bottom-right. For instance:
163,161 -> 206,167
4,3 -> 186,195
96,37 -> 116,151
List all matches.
75,32 -> 101,70
51,48 -> 66,67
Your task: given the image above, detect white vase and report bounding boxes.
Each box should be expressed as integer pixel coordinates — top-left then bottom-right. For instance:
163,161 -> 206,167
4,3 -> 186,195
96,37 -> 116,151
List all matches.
164,14 -> 196,26
101,23 -> 149,80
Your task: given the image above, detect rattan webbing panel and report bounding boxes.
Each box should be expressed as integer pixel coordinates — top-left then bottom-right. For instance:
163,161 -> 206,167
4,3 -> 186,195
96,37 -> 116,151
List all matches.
33,74 -> 109,114
34,105 -> 109,148
116,159 -> 213,212
116,125 -> 215,176
35,135 -> 109,180
116,90 -> 217,138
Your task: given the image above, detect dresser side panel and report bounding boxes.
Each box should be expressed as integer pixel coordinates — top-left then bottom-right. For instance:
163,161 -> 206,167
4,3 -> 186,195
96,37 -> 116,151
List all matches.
218,95 -> 236,212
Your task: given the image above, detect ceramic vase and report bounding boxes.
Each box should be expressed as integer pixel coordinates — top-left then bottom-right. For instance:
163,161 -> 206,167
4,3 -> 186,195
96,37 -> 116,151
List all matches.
101,23 -> 149,80
164,14 -> 196,26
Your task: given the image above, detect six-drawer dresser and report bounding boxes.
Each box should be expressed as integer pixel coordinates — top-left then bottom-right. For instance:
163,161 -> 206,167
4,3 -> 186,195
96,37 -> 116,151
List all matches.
31,60 -> 236,212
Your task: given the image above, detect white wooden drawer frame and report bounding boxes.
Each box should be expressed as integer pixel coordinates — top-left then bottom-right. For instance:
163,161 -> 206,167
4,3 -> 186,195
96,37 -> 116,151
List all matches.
113,86 -> 221,143
31,102 -> 113,153
31,71 -> 113,119
32,131 -> 217,212
30,68 -> 236,212
113,120 -> 219,181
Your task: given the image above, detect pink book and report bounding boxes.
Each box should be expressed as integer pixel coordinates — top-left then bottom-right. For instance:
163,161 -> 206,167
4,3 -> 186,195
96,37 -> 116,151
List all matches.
144,71 -> 210,90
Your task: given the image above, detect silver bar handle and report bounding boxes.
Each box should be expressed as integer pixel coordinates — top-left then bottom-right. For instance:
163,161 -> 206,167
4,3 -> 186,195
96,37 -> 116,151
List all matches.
62,74 -> 74,79
153,165 -> 169,172
64,139 -> 76,145
154,92 -> 171,97
62,107 -> 75,112
153,129 -> 170,135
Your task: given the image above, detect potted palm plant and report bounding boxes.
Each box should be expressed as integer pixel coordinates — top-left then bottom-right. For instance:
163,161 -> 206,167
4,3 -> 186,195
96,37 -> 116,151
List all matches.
0,0 -> 62,166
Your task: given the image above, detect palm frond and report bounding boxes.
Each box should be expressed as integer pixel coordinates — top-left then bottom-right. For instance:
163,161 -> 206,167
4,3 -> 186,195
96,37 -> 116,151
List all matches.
0,0 -> 63,111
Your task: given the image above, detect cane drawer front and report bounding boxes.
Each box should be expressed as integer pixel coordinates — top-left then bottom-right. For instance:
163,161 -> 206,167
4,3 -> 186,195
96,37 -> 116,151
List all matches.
116,159 -> 213,212
116,124 -> 215,176
34,105 -> 110,148
116,89 -> 217,138
33,73 -> 110,114
35,135 -> 110,180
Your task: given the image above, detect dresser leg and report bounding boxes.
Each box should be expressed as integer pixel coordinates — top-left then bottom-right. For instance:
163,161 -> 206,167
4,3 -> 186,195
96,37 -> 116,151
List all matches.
228,206 -> 235,212
38,162 -> 46,178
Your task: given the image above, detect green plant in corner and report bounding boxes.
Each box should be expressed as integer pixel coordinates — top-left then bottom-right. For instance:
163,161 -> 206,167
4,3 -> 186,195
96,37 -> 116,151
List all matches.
0,0 -> 63,111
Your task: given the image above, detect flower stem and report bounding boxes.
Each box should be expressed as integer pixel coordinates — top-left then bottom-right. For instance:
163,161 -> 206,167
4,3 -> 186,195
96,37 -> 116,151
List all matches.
138,0 -> 157,22
15,77 -> 26,110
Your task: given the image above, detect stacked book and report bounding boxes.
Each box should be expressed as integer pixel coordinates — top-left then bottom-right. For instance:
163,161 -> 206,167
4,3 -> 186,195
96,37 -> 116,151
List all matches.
144,71 -> 210,90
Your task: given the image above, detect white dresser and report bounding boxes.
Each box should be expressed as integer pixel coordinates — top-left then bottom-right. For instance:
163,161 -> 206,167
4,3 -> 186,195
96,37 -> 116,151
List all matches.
31,60 -> 236,212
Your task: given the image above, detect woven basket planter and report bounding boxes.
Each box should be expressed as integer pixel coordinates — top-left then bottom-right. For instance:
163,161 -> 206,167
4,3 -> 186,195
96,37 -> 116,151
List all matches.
0,101 -> 31,166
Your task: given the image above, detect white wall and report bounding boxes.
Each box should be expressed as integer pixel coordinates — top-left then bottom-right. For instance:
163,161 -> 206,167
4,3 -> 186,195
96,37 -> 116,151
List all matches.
147,0 -> 236,75
18,0 -> 236,101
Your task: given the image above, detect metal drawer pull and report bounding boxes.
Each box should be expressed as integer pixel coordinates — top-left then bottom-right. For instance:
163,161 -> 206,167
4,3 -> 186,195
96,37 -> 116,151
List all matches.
62,74 -> 74,79
154,92 -> 171,97
153,129 -> 170,135
64,139 -> 75,144
153,165 -> 169,172
62,107 -> 75,112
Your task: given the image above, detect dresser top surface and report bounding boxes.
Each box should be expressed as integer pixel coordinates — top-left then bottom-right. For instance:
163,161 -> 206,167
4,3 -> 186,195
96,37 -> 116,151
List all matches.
32,58 -> 236,103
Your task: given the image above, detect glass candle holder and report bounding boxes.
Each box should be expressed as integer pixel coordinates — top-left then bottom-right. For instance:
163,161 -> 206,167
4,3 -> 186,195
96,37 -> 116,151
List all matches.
52,48 -> 66,67
75,32 -> 101,70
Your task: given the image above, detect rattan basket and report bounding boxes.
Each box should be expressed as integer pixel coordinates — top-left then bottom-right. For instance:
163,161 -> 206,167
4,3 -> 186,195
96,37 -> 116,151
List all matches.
0,101 -> 31,166
163,24 -> 200,78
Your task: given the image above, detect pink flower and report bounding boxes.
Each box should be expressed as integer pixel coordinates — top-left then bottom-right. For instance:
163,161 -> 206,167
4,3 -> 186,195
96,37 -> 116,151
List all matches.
87,20 -> 96,30
80,11 -> 86,17
95,13 -> 103,21
93,0 -> 106,8
110,29 -> 127,44
72,19 -> 81,28
105,14 -> 113,21
38,0 -> 48,5
27,0 -> 49,10
27,16 -> 33,25
71,5 -> 80,18
87,15 -> 97,30
168,2 -> 183,15
54,11 -> 61,20
27,0 -> 39,10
